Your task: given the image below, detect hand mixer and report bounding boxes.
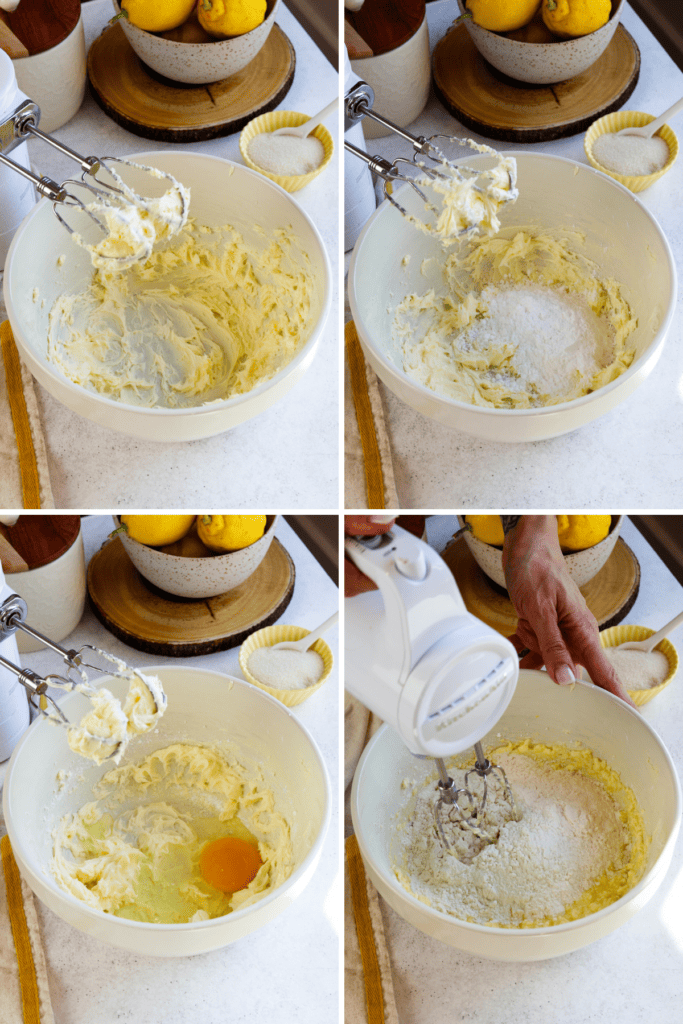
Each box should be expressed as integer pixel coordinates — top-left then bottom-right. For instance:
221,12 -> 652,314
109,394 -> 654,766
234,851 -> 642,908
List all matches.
0,590 -> 166,760
0,97 -> 188,265
345,526 -> 520,850
344,80 -> 518,234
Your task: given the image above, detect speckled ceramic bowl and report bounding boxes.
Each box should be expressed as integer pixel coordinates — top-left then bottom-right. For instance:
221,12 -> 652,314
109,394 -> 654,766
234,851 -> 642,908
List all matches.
456,0 -> 624,85
585,111 -> 679,192
240,111 -> 334,193
598,624 -> 678,706
115,515 -> 279,598
239,625 -> 334,707
456,515 -> 624,590
111,0 -> 280,85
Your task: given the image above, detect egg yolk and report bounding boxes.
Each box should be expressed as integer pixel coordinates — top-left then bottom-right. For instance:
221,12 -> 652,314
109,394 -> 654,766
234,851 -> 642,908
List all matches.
199,837 -> 263,894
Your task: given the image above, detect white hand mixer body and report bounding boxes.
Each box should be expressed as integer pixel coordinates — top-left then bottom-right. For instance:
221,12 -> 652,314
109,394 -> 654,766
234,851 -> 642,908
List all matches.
345,526 -> 520,847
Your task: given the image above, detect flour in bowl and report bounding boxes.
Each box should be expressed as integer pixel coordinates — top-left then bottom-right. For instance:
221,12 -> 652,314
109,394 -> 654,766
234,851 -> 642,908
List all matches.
395,741 -> 647,927
394,230 -> 637,408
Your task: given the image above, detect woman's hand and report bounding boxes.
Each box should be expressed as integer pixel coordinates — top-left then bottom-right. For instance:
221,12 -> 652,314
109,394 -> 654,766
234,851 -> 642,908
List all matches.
344,516 -> 396,597
503,516 -> 636,708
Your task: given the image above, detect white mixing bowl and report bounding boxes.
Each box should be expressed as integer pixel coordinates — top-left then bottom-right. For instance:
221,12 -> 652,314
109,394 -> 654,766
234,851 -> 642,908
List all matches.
351,670 -> 681,961
3,152 -> 331,442
349,152 -> 676,441
3,666 -> 330,956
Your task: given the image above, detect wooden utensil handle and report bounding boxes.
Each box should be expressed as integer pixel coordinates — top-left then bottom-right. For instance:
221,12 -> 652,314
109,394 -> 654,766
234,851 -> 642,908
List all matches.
0,20 -> 28,58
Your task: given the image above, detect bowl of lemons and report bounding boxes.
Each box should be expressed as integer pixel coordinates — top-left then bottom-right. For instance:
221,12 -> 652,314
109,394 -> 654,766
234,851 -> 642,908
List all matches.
111,0 -> 281,84
113,514 -> 279,597
457,514 -> 624,589
455,0 -> 624,85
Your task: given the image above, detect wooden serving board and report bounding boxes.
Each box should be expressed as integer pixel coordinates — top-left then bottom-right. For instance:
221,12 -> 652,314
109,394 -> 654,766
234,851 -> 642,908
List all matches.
87,537 -> 295,656
432,24 -> 640,142
87,23 -> 296,142
441,536 -> 640,638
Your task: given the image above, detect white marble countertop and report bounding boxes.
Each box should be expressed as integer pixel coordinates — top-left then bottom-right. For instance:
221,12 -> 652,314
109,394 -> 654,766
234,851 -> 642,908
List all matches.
366,516 -> 683,1024
2,0 -> 339,510
0,515 -> 340,1024
346,1 -> 683,509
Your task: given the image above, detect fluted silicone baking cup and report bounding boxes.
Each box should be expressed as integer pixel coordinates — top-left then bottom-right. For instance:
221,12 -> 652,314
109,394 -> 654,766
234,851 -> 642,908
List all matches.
599,624 -> 678,706
239,624 -> 333,706
585,111 -> 678,193
239,111 -> 334,193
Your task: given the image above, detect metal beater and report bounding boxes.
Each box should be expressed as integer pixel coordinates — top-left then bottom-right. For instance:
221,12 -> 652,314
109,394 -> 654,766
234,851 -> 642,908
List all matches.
344,80 -> 518,233
433,741 -> 519,849
345,526 -> 521,855
0,98 -> 188,264
0,592 -> 165,759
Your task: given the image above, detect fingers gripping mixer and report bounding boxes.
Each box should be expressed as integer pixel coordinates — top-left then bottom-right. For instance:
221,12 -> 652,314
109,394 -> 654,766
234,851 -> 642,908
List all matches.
345,526 -> 520,847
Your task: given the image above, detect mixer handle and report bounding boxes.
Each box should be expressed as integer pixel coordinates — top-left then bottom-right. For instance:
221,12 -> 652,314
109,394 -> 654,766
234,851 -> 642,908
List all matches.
345,527 -> 469,681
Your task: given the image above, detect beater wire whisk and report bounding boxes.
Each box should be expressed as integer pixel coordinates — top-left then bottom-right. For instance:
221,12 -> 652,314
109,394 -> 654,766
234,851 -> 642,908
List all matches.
344,82 -> 518,236
433,741 -> 520,851
0,99 -> 188,264
0,593 -> 165,759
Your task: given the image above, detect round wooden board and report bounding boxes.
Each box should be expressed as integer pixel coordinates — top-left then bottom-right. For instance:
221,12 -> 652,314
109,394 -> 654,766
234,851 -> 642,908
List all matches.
441,536 -> 640,637
432,24 -> 640,142
87,537 -> 295,656
87,23 -> 296,142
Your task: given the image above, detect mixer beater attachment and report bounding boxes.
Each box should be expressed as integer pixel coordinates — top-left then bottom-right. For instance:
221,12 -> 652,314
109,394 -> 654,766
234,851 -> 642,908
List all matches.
0,99 -> 188,265
433,742 -> 520,851
344,82 -> 518,236
0,593 -> 165,760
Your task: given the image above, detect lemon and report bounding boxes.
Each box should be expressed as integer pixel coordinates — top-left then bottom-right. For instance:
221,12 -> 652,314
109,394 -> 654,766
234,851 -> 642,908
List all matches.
465,515 -> 505,547
160,522 -> 215,557
465,0 -> 542,33
556,515 -> 612,552
541,0 -> 611,38
197,515 -> 267,552
116,515 -> 196,547
197,0 -> 267,38
118,0 -> 197,33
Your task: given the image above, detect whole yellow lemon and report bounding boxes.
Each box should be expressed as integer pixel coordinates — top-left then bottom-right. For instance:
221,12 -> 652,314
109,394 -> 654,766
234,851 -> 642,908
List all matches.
197,0 -> 267,38
466,0 -> 542,33
117,515 -> 196,547
556,515 -> 612,552
541,0 -> 611,38
118,0 -> 198,34
197,515 -> 267,552
465,515 -> 505,547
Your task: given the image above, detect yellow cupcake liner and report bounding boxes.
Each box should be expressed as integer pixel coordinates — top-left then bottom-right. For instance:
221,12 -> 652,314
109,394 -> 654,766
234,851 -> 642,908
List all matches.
585,111 -> 678,193
239,624 -> 333,706
239,111 -> 334,193
599,624 -> 678,706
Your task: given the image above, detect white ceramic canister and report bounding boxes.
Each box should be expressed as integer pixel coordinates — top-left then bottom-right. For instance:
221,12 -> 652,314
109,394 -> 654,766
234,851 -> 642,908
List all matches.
344,45 -> 377,252
0,48 -> 35,266
349,5 -> 430,140
12,13 -> 86,134
7,524 -> 86,655
0,561 -> 30,762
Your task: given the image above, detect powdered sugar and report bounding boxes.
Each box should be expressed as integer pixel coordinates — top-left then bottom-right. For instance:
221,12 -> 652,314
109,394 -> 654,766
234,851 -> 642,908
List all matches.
395,743 -> 644,927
